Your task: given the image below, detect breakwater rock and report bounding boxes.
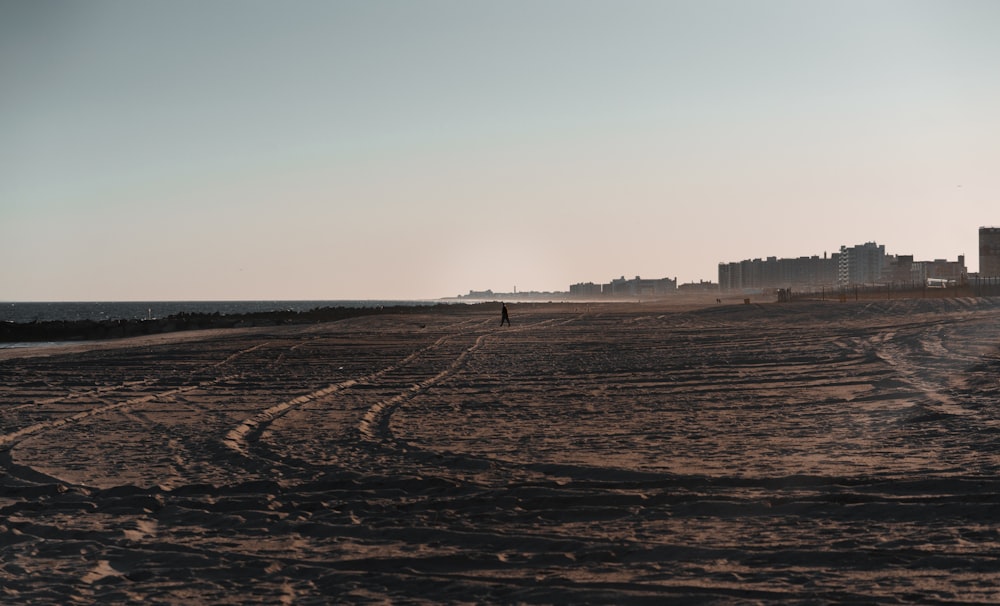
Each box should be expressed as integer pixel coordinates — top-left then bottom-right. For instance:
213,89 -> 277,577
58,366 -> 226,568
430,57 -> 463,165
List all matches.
0,303 -> 490,343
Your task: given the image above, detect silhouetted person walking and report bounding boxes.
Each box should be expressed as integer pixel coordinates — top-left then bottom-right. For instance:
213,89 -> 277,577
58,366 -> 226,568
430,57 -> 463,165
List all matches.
500,302 -> 510,326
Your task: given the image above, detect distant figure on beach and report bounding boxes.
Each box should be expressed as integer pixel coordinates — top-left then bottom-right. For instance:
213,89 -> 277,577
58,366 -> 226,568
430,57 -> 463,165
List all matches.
500,302 -> 510,326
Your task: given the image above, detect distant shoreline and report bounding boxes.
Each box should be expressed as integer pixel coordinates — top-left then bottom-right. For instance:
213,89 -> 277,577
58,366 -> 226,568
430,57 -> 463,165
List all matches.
13,288 -> 995,343
0,303 -> 482,343
0,300 -> 441,324
0,295 -> 740,344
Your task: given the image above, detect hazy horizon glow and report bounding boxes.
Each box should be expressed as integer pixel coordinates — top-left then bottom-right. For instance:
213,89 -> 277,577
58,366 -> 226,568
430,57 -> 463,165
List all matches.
3,1 -> 998,301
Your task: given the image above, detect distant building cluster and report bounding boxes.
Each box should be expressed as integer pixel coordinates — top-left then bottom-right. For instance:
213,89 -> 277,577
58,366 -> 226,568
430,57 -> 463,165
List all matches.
459,227 -> 1000,299
719,240 -> 972,292
718,253 -> 840,292
570,275 -> 677,298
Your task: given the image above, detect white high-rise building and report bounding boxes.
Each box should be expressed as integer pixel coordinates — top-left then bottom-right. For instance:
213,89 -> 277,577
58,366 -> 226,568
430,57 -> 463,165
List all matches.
838,242 -> 886,286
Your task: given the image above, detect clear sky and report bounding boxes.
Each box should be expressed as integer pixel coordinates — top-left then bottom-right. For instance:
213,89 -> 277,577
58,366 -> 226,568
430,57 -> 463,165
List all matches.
2,0 -> 998,301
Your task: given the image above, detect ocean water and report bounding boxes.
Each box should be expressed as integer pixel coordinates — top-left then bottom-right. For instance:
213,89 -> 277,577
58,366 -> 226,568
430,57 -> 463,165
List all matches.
0,300 -> 437,323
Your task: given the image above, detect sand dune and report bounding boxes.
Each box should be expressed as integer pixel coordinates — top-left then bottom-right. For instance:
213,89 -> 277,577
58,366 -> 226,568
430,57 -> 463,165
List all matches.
2,299 -> 1000,603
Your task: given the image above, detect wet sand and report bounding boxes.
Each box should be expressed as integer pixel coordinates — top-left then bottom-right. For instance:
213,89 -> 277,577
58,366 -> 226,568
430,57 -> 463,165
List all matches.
2,299 -> 1000,603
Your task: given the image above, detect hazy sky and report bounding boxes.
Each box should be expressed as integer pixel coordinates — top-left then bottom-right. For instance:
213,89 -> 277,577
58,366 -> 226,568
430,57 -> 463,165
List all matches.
3,0 -> 998,301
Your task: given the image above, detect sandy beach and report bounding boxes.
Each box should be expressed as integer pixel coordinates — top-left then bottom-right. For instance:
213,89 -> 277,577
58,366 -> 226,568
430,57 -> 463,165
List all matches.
2,298 -> 1000,604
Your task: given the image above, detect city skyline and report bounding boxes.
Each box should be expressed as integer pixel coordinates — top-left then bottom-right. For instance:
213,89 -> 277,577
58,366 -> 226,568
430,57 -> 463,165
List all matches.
467,231 -> 987,298
3,2 -> 999,301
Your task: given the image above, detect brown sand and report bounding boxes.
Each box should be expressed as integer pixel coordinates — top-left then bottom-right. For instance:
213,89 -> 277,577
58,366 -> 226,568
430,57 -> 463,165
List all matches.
2,298 -> 1000,603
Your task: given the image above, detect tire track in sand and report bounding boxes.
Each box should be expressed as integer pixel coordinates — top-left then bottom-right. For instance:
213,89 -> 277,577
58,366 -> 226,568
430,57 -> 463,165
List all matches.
866,326 -> 978,418
6,342 -> 272,415
356,317 -> 579,445
0,378 -> 237,453
6,378 -> 159,412
0,343 -> 272,454
222,320 -> 489,458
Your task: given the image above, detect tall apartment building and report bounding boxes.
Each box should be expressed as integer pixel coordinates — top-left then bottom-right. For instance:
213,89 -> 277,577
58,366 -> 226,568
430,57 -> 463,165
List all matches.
980,227 -> 1000,277
718,254 -> 839,291
568,282 -> 602,296
838,242 -> 885,286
